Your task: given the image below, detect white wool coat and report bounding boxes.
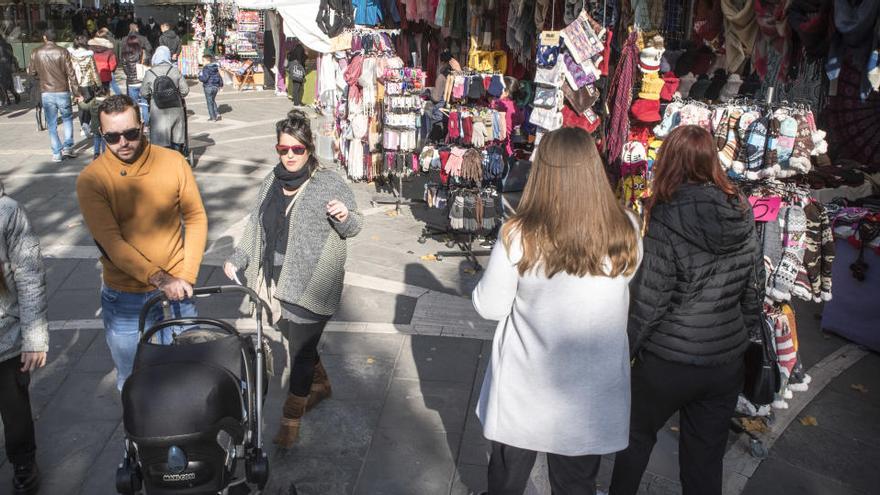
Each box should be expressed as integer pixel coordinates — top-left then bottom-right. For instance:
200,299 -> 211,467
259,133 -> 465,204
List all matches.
473,227 -> 642,456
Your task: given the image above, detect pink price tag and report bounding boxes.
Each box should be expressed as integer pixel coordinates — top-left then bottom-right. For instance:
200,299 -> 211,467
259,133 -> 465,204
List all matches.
749,196 -> 782,222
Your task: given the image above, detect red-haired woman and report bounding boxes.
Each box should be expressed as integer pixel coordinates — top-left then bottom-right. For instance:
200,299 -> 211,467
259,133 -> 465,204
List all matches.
610,126 -> 764,495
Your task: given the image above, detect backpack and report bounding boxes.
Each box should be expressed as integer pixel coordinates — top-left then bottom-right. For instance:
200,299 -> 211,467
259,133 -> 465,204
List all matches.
150,65 -> 181,109
288,60 -> 305,83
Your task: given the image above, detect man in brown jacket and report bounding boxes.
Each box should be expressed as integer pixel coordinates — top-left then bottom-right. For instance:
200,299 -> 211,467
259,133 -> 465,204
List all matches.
76,95 -> 207,392
28,30 -> 80,162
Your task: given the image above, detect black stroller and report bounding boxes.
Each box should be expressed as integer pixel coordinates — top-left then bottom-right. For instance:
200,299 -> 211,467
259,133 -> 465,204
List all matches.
116,286 -> 272,495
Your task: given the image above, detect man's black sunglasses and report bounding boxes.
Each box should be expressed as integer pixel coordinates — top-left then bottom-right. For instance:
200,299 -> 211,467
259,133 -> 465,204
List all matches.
102,127 -> 142,144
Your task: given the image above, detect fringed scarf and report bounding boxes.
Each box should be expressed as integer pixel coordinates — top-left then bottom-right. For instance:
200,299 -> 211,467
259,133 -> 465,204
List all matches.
721,0 -> 759,74
606,31 -> 639,168
754,0 -> 792,83
787,0 -> 833,61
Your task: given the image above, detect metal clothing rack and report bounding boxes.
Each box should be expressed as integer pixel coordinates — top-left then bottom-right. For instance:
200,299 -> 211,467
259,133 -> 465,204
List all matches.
371,173 -> 412,213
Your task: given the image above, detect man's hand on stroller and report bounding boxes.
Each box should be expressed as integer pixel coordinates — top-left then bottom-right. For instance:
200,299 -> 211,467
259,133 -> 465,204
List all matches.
149,269 -> 194,301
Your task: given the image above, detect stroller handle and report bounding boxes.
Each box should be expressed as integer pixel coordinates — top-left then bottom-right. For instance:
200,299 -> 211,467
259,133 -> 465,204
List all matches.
137,285 -> 274,335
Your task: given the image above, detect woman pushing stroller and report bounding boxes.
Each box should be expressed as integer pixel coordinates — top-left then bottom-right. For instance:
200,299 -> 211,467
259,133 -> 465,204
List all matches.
224,110 -> 362,447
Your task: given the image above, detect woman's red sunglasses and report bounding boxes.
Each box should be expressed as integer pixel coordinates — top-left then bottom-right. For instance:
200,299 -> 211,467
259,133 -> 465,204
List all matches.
275,144 -> 307,156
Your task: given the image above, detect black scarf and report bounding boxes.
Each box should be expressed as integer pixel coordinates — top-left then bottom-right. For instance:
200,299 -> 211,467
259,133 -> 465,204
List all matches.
273,161 -> 310,190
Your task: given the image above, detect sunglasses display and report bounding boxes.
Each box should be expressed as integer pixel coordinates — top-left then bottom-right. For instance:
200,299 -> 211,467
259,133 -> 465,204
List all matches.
275,144 -> 308,156
102,127 -> 142,144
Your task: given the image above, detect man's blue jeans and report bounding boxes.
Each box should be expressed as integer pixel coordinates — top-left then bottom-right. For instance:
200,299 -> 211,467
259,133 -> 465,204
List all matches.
41,92 -> 74,155
127,85 -> 149,126
101,286 -> 197,391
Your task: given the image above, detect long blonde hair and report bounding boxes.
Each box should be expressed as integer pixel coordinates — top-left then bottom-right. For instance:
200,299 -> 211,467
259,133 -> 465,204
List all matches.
503,127 -> 640,278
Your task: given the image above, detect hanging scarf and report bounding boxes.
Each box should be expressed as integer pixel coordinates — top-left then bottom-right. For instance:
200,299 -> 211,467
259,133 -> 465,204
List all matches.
274,161 -> 311,190
721,0 -> 758,74
754,0 -> 791,82
826,0 -> 880,100
606,31 -> 639,168
344,55 -> 364,103
787,0 -> 832,60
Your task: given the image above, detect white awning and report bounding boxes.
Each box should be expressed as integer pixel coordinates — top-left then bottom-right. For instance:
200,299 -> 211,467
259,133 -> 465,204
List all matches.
236,0 -> 331,53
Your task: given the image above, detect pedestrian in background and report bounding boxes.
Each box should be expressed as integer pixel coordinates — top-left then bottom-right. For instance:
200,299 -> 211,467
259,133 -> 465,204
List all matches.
609,125 -> 764,495
0,181 -> 49,495
28,29 -> 81,162
158,22 -> 181,62
141,46 -> 188,151
198,54 -> 223,121
0,36 -> 20,106
121,34 -> 149,127
224,110 -> 362,448
473,127 -> 643,494
89,33 -> 120,96
286,46 -> 306,106
127,23 -> 152,62
68,34 -> 100,139
76,95 -> 207,392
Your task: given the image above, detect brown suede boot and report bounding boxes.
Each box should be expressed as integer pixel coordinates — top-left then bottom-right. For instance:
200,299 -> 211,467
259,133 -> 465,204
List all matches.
306,360 -> 332,411
273,393 -> 308,448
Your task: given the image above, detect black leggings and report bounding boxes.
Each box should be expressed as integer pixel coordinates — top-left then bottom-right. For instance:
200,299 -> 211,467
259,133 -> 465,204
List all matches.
0,356 -> 37,465
279,318 -> 328,396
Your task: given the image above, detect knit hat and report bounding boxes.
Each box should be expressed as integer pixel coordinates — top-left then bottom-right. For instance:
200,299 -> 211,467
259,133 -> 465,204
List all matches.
688,75 -> 712,100
718,74 -> 744,103
674,48 -> 696,77
704,69 -> 728,101
622,140 -> 648,164
677,73 -> 698,98
638,73 -> 665,100
639,46 -> 664,74
660,72 -> 680,101
630,98 -> 662,123
654,101 -> 683,138
639,36 -> 665,74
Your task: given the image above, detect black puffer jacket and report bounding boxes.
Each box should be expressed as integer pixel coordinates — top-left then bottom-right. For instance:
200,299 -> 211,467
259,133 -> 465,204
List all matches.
628,183 -> 764,366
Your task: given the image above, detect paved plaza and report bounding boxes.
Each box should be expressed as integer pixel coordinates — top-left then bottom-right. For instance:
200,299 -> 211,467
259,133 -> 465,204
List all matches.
0,80 -> 876,495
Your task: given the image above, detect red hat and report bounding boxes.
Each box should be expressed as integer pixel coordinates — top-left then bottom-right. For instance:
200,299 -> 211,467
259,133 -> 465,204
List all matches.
630,98 -> 661,123
660,72 -> 680,101
562,105 -> 601,133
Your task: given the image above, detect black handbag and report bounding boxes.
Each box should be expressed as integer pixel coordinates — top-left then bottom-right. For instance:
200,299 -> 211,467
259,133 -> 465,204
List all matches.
743,315 -> 780,406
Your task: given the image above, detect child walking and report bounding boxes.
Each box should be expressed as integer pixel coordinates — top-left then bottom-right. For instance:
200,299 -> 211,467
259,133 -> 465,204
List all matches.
198,55 -> 223,122
84,87 -> 109,159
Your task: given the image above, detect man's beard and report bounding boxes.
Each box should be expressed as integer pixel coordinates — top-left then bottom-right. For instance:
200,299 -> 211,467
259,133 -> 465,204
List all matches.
110,136 -> 146,164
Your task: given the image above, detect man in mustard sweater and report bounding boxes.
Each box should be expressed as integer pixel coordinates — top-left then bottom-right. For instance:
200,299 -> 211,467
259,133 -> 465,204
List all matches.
76,95 -> 207,391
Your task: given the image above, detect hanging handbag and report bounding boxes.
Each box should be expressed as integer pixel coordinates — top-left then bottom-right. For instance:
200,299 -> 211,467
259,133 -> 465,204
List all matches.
743,314 -> 781,406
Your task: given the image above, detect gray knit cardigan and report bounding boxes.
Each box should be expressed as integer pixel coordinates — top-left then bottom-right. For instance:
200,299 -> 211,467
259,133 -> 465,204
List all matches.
226,168 -> 363,316
0,192 -> 48,364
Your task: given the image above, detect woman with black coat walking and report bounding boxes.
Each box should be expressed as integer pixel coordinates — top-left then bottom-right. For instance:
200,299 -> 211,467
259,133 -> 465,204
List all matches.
609,125 -> 764,495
